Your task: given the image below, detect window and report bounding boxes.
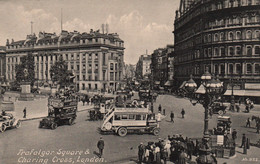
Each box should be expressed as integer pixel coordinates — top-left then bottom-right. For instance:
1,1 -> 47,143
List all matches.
83,75 -> 86,80
129,115 -> 135,119
89,54 -> 92,59
220,32 -> 225,41
229,47 -> 234,56
95,64 -> 98,69
115,63 -> 118,70
83,39 -> 85,43
204,49 -> 208,57
247,31 -> 252,39
88,84 -> 91,89
247,64 -> 252,74
208,48 -> 212,57
236,46 -> 242,55
110,63 -> 114,70
95,53 -> 98,59
214,64 -> 219,74
82,84 -> 85,90
255,46 -> 260,55
135,115 -> 141,120
247,46 -> 252,55
236,64 -> 241,74
255,31 -> 260,39
71,65 -> 74,70
255,64 -> 260,73
77,54 -> 79,60
103,71 -> 106,80
228,32 -> 233,40
214,33 -> 218,41
236,31 -> 241,40
115,115 -> 121,120
95,38 -> 98,42
102,53 -> 106,65
71,54 -> 74,60
88,75 -> 92,81
208,34 -> 211,42
95,84 -> 98,90
229,64 -> 234,74
110,72 -> 114,80
77,65 -> 80,70
248,0 -> 252,5
220,47 -> 225,56
220,64 -> 225,75
83,64 -> 86,71
121,115 -> 128,119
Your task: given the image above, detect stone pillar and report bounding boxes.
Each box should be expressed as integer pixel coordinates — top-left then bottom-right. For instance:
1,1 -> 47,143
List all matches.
47,55 -> 51,80
43,55 -> 46,81
38,55 -> 42,80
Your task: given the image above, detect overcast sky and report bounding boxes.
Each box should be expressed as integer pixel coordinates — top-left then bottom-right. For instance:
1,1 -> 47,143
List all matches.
0,0 -> 180,64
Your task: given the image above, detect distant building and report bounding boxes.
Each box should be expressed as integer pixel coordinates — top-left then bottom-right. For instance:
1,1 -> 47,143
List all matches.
124,64 -> 136,79
136,54 -> 151,79
5,30 -> 125,91
0,46 -> 6,82
174,0 -> 260,102
151,45 -> 174,88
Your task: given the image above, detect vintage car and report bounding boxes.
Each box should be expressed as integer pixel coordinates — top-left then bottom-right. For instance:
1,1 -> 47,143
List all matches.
0,113 -> 21,132
210,101 -> 227,115
213,116 -> 232,135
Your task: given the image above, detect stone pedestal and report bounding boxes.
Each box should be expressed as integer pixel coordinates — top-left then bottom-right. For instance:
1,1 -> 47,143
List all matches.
0,101 -> 14,111
18,82 -> 34,101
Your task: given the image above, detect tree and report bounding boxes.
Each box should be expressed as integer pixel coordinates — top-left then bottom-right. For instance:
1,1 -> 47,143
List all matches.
15,53 -> 35,86
50,56 -> 73,87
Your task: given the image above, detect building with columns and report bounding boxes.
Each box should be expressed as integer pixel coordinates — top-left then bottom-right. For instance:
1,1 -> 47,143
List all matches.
5,30 -> 124,91
174,0 -> 260,101
0,46 -> 6,82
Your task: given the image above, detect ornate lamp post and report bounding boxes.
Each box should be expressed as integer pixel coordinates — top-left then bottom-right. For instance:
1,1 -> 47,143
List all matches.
185,68 -> 223,164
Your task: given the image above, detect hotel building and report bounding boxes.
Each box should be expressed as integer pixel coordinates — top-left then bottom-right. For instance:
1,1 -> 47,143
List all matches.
5,30 -> 125,91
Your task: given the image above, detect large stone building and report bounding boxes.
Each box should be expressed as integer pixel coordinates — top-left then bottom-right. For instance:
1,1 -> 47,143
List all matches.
5,30 -> 125,91
151,45 -> 174,88
174,0 -> 260,100
0,46 -> 6,82
136,54 -> 151,79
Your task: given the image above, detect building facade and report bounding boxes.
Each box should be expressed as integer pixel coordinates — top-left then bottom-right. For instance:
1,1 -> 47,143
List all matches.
136,54 -> 151,79
151,45 -> 174,87
5,30 -> 124,91
0,46 -> 6,82
174,0 -> 260,93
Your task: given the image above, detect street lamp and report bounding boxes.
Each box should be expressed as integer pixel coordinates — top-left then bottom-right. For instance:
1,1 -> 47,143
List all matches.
185,68 -> 223,164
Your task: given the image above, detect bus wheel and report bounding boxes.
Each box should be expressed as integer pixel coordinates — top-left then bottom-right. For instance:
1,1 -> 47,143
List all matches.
51,123 -> 57,130
118,127 -> 127,137
218,110 -> 224,115
68,118 -> 74,125
153,128 -> 160,136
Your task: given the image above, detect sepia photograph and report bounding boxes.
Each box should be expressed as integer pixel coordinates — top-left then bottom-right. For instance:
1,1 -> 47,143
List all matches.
0,0 -> 260,163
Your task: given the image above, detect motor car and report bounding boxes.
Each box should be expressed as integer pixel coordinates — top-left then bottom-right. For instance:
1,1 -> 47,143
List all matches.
210,101 -> 227,115
213,116 -> 232,135
0,113 -> 21,132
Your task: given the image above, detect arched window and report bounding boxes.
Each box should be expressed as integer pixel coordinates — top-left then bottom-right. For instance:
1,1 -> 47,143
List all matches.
229,32 -> 233,40
229,46 -> 234,56
220,32 -> 225,41
236,63 -> 241,74
247,30 -> 252,39
208,34 -> 212,42
236,31 -> 241,39
214,64 -> 219,74
247,46 -> 252,55
236,46 -> 242,55
214,33 -> 219,41
246,64 -> 252,74
255,30 -> 260,39
255,64 -> 260,73
214,47 -> 219,56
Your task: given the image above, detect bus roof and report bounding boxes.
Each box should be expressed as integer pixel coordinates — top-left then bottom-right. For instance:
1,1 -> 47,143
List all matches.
114,107 -> 149,113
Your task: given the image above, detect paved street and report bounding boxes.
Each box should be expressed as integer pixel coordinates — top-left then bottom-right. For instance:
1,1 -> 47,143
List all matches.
1,94 -> 260,164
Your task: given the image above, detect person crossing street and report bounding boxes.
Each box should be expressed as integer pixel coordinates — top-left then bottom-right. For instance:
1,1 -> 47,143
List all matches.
181,108 -> 185,118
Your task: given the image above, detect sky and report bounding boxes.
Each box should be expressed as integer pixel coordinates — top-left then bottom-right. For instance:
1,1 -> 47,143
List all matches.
0,0 -> 180,64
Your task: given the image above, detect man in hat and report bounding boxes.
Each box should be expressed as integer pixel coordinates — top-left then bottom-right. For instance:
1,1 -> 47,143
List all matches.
240,134 -> 246,148
170,111 -> 174,123
97,137 -> 105,158
138,142 -> 145,163
232,129 -> 237,145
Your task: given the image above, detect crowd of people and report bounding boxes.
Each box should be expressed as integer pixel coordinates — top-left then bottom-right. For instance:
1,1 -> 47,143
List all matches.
137,135 -> 217,164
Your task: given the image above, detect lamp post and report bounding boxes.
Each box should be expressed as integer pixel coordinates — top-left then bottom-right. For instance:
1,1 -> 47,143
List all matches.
185,68 -> 223,164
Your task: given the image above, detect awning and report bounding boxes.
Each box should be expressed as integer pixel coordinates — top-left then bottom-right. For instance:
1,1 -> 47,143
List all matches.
195,84 -> 205,94
164,81 -> 172,86
154,81 -> 160,85
244,90 -> 260,97
224,90 -> 245,96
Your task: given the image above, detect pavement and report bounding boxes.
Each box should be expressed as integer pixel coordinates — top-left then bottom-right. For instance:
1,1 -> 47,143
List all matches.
11,96 -> 94,121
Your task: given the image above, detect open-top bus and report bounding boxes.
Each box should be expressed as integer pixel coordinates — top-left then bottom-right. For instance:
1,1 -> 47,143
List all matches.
100,107 -> 159,136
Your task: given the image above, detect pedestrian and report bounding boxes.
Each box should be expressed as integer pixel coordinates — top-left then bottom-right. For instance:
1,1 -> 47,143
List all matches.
161,148 -> 168,164
170,111 -> 174,122
154,143 -> 161,164
236,104 -> 240,112
177,148 -> 186,164
246,118 -> 251,128
186,138 -> 193,160
82,99 -> 85,106
232,129 -> 237,145
138,142 -> 145,163
256,122 -> 260,134
240,133 -> 246,148
181,108 -> 185,118
209,108 -> 213,118
97,137 -> 105,158
23,107 -> 27,118
158,104 -> 162,113
163,109 -> 166,115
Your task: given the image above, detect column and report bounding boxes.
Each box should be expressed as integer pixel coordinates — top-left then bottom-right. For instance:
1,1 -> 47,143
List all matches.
47,55 -> 51,80
38,55 -> 42,80
34,56 -> 37,79
43,55 -> 46,81
98,51 -> 102,81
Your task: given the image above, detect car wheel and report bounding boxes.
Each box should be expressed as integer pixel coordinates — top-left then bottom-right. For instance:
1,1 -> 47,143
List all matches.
51,123 -> 57,130
68,118 -> 74,125
1,124 -> 6,132
15,121 -> 21,128
153,128 -> 160,136
118,127 -> 127,137
218,110 -> 224,115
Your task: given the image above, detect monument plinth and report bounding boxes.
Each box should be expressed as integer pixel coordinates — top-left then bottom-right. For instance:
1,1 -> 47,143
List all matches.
18,82 -> 34,101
